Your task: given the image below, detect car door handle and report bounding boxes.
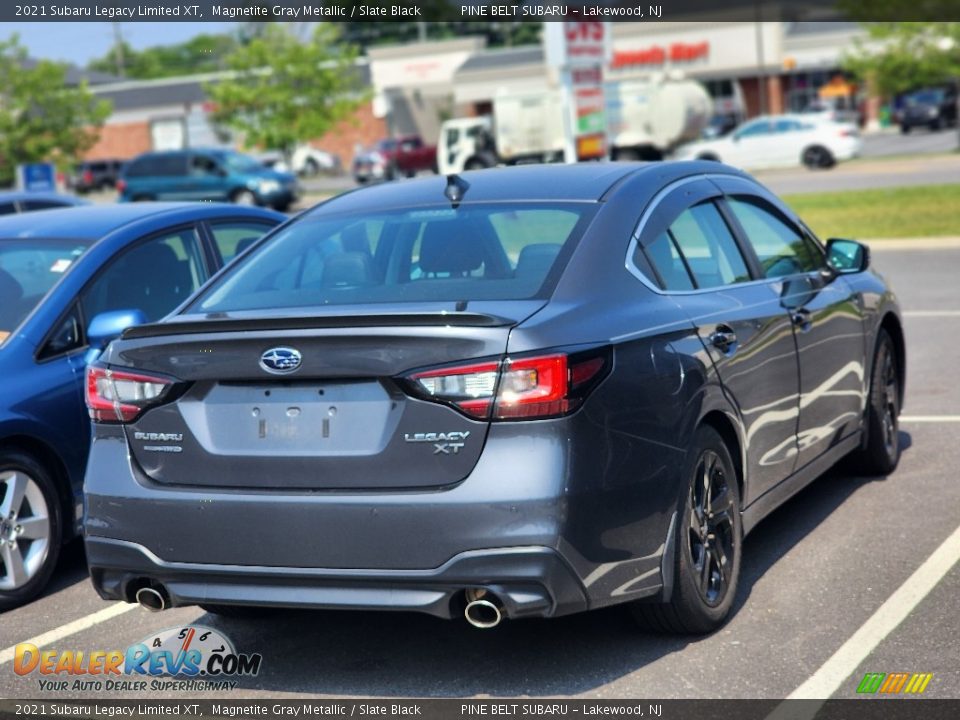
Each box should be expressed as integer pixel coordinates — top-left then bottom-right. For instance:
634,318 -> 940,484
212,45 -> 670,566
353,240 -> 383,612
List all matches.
710,326 -> 738,352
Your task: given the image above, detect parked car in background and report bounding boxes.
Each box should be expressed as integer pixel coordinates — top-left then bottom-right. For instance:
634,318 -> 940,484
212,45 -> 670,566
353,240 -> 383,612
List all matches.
0,192 -> 88,216
899,86 -> 958,133
353,136 -> 437,183
798,99 -> 862,127
69,159 -> 126,194
674,115 -> 861,169
84,163 -> 903,634
119,149 -> 300,211
256,146 -> 342,177
0,203 -> 284,610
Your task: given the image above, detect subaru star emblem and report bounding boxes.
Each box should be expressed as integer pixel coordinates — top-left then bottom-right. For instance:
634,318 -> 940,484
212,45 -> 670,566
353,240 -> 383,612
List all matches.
259,347 -> 302,374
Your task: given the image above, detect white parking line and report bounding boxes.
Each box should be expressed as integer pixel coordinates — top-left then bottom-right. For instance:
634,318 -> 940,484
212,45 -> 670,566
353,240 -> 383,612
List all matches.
903,311 -> 960,318
0,602 -> 137,666
776,523 -> 960,708
900,415 -> 960,422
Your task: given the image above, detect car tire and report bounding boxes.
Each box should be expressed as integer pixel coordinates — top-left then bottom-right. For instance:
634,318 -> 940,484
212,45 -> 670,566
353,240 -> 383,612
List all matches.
232,189 -> 257,206
802,145 -> 835,169
303,158 -> 320,177
697,153 -> 721,162
0,451 -> 62,611
846,330 -> 901,476
131,195 -> 155,202
900,123 -> 911,134
271,201 -> 291,213
930,117 -> 943,131
200,604 -> 275,619
631,426 -> 742,634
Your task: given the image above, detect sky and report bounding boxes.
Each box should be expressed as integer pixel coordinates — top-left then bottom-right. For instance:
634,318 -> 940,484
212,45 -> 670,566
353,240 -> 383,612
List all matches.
10,22 -> 236,67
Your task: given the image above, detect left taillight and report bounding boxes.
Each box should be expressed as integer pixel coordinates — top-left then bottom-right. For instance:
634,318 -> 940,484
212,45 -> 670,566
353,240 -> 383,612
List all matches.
404,348 -> 610,421
85,365 -> 176,423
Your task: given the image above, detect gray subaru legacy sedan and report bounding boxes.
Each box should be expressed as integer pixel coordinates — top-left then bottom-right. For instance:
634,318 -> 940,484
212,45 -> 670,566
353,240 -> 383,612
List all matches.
83,162 -> 904,633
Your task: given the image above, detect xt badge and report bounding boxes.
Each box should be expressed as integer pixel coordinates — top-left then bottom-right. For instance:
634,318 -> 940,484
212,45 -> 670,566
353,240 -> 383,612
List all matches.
404,431 -> 470,455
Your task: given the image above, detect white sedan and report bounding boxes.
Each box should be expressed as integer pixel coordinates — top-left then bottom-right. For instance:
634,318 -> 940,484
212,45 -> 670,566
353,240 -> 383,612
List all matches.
673,115 -> 862,170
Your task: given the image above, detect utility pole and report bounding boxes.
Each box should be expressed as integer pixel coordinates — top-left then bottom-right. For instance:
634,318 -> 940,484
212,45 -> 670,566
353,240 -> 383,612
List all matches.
111,22 -> 125,77
754,6 -> 766,116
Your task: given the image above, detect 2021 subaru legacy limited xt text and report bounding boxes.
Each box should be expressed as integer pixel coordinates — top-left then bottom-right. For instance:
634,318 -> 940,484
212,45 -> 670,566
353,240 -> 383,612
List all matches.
83,163 -> 904,632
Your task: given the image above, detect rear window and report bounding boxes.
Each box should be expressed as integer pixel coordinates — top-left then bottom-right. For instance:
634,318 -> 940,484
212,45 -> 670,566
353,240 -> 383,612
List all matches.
193,203 -> 595,313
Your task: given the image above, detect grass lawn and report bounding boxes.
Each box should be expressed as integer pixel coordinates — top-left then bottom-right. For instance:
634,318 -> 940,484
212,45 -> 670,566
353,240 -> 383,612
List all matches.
782,184 -> 960,240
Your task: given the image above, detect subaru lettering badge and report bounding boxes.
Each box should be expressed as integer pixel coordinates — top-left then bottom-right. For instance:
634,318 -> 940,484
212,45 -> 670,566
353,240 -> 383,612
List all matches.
260,347 -> 302,375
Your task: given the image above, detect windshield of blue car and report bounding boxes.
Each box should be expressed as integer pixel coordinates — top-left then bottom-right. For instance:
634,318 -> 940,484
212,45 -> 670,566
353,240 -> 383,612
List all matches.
218,151 -> 264,174
0,238 -> 92,343
192,203 -> 597,314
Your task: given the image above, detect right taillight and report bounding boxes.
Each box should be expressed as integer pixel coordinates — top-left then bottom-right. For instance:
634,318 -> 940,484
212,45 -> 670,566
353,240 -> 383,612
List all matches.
404,348 -> 610,421
85,365 -> 177,423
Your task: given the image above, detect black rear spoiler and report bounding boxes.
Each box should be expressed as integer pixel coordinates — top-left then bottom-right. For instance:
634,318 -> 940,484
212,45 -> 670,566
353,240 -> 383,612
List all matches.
122,312 -> 512,340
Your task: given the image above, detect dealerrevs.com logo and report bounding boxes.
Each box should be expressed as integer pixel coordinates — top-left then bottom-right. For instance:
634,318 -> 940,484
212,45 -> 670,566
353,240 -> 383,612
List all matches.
14,625 -> 262,692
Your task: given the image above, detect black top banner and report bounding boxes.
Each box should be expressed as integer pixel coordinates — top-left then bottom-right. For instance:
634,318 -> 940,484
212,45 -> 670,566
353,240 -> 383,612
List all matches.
2,700 -> 960,720
4,0 -> 960,23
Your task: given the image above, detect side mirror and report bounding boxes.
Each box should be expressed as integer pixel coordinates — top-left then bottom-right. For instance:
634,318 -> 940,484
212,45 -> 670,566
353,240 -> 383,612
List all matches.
86,309 -> 147,361
825,238 -> 870,275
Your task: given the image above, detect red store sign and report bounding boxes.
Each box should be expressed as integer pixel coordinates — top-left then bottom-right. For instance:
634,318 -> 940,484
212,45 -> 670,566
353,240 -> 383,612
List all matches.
611,41 -> 709,69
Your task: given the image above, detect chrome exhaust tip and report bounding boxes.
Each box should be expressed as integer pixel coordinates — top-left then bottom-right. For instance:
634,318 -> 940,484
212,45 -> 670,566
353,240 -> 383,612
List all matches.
464,598 -> 503,629
135,586 -> 167,612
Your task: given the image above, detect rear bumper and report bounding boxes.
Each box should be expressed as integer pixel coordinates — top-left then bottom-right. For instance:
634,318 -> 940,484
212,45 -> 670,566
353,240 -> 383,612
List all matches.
86,537 -> 589,619
84,407 -> 680,618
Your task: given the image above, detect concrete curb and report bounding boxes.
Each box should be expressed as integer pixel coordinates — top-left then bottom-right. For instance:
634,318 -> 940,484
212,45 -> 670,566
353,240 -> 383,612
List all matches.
865,237 -> 960,251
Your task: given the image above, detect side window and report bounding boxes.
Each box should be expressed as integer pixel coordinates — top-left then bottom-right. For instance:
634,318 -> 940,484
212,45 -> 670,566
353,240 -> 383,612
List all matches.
668,202 -> 751,289
153,154 -> 187,177
636,231 -> 695,291
727,197 -> 823,278
21,200 -> 66,212
0,202 -> 16,215
209,221 -> 276,263
191,154 -> 219,176
39,304 -> 83,359
81,227 -> 206,324
735,120 -> 773,139
124,157 -> 152,178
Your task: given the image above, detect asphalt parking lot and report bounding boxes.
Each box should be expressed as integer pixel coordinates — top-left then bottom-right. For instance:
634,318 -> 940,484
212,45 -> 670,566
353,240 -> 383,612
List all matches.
1,241 -> 958,700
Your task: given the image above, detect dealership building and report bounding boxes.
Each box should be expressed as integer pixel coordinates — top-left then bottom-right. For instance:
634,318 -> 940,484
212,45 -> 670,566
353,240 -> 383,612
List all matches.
86,21 -> 873,165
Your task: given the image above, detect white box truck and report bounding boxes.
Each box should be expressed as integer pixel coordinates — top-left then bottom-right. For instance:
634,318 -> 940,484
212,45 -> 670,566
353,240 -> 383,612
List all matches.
438,78 -> 712,175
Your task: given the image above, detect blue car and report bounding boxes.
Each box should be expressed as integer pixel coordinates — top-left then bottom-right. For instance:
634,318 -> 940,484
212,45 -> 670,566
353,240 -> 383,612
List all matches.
118,149 -> 300,212
0,191 -> 89,216
0,202 -> 284,609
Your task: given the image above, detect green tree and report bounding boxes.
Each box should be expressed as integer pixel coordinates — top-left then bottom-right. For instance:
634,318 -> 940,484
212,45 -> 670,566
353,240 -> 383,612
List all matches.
88,33 -> 239,79
842,22 -> 960,97
205,24 -> 367,162
0,35 -> 112,187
